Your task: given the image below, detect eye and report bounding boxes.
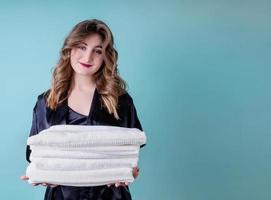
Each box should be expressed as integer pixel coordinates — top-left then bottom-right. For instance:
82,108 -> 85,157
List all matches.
95,49 -> 102,54
78,46 -> 86,50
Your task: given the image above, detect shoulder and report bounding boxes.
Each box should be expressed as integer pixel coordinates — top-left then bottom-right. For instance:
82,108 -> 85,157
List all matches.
117,91 -> 143,131
118,92 -> 134,106
116,91 -> 139,116
33,90 -> 50,112
117,91 -> 137,112
36,90 -> 48,105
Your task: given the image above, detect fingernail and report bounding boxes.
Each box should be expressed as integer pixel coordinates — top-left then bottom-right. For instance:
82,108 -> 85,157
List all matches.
50,185 -> 57,188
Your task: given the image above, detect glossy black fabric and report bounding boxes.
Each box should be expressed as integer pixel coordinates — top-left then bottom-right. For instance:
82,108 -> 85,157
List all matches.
25,88 -> 145,200
68,106 -> 88,125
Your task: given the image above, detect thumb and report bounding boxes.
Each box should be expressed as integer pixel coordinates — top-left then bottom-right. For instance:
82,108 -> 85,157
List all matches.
20,175 -> 29,180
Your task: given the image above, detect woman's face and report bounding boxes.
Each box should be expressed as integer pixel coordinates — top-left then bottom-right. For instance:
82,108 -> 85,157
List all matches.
70,33 -> 104,77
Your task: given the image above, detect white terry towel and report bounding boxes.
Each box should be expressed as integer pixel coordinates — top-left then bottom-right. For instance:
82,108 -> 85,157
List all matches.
30,145 -> 139,153
26,125 -> 146,186
26,164 -> 134,187
30,149 -> 138,160
31,157 -> 138,171
27,125 -> 146,147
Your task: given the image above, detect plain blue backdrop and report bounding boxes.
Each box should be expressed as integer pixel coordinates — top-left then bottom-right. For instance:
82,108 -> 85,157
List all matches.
0,0 -> 271,199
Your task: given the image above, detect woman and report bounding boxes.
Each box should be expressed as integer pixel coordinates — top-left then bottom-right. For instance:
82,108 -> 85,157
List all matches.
21,19 -> 145,200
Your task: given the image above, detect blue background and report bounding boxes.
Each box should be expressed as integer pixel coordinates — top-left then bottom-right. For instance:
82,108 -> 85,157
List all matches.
0,0 -> 271,199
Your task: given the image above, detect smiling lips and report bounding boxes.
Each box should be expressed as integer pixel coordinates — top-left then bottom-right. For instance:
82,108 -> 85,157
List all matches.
79,62 -> 93,68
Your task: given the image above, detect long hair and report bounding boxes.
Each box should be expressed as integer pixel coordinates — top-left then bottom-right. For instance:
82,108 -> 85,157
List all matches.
45,19 -> 127,120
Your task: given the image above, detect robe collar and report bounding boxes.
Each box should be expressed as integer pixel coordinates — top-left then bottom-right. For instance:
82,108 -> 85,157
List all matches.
46,88 -> 99,126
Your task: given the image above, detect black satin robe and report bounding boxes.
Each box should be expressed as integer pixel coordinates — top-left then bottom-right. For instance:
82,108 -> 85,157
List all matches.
25,88 -> 145,200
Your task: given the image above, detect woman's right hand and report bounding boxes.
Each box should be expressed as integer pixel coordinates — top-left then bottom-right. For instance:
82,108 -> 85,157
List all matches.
20,175 -> 58,188
107,166 -> 140,187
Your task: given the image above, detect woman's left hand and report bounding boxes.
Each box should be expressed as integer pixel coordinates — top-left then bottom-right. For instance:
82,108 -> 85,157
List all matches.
107,166 -> 140,187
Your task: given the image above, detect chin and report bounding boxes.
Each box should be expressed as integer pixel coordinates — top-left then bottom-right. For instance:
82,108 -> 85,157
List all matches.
72,65 -> 100,76
77,71 -> 95,76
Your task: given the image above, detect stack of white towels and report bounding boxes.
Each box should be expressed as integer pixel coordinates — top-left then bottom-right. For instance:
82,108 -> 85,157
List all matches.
26,125 -> 146,187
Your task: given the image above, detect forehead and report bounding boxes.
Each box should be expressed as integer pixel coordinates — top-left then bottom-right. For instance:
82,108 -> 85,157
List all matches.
81,33 -> 103,47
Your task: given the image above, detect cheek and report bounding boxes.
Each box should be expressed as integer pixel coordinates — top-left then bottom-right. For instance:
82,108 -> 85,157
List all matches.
96,56 -> 104,65
70,50 -> 79,68
70,50 -> 81,64
71,49 -> 82,60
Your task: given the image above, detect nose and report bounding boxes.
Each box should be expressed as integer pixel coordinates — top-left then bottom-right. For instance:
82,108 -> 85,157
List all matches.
83,50 -> 94,63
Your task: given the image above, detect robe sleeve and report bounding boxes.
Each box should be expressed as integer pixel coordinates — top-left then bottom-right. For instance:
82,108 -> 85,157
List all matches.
128,98 -> 146,149
26,101 -> 38,163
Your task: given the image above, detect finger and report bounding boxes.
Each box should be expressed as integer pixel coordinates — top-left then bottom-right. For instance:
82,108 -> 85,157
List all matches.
133,167 -> 139,171
42,183 -> 48,186
20,175 -> 29,180
132,171 -> 139,179
115,182 -> 120,187
118,182 -> 127,187
132,168 -> 139,174
32,183 -> 39,186
107,184 -> 111,187
125,182 -> 129,186
49,184 -> 58,188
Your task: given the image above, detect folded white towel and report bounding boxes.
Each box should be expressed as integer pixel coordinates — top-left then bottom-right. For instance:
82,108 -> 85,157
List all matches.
30,149 -> 138,161
26,164 -> 134,187
30,145 -> 139,153
31,157 -> 138,171
26,125 -> 146,186
49,124 -> 129,132
27,125 -> 146,147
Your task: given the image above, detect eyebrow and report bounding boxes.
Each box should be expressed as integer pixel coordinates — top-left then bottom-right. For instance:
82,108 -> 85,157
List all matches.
81,42 -> 102,48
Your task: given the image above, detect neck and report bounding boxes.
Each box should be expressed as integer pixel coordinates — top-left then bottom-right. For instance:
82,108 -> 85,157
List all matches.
71,73 -> 96,93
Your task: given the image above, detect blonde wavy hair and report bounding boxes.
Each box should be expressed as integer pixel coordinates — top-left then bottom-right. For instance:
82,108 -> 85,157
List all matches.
45,19 -> 127,120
